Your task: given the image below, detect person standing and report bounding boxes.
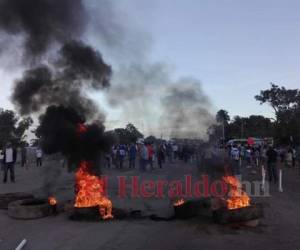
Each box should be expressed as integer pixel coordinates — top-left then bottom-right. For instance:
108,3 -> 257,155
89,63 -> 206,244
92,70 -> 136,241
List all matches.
245,147 -> 252,167
297,147 -> 300,175
147,143 -> 154,170
279,147 -> 286,164
105,153 -> 111,168
139,143 -> 148,171
21,146 -> 27,168
157,145 -> 165,169
202,144 -> 214,178
239,145 -> 245,167
3,142 -> 17,183
292,147 -> 296,168
230,145 -> 240,175
261,146 -> 268,169
129,143 -> 137,168
112,145 -> 118,168
182,145 -> 189,163
172,143 -> 178,160
166,143 -> 173,163
0,149 -> 4,171
118,145 -> 126,169
286,148 -> 293,168
266,146 -> 278,183
36,147 -> 43,167
254,147 -> 261,167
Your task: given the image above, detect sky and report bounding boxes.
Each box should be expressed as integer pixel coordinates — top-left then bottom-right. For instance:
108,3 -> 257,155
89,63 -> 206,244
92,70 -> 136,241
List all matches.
114,0 -> 300,119
1,0 -> 300,125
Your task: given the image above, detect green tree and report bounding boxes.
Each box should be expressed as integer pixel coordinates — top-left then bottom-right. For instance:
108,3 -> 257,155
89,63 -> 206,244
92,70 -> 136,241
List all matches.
255,83 -> 299,119
114,128 -> 130,144
226,116 -> 245,139
125,123 -> 144,141
0,108 -> 33,148
215,109 -> 230,141
114,123 -> 144,144
216,109 -> 230,124
145,135 -> 157,144
255,83 -> 300,144
227,115 -> 273,139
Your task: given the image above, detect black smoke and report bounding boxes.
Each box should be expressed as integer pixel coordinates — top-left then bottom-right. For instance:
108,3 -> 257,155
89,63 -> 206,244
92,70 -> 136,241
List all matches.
0,0 -> 114,169
36,106 -> 113,164
0,0 -> 86,59
58,40 -> 111,89
12,40 -> 112,119
11,66 -> 52,114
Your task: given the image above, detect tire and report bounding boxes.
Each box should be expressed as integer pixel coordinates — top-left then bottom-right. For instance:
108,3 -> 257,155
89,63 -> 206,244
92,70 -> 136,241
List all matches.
8,198 -> 51,220
0,193 -> 34,209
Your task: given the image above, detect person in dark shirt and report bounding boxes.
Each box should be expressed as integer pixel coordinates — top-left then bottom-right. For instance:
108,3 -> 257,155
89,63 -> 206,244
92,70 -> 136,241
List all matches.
266,146 -> 278,183
129,144 -> 137,168
157,144 -> 165,169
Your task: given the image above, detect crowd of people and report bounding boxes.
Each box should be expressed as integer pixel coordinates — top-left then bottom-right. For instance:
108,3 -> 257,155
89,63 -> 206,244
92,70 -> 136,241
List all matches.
0,143 -> 44,183
3,137 -> 299,186
1,139 -> 201,183
228,143 -> 298,183
105,141 -> 198,171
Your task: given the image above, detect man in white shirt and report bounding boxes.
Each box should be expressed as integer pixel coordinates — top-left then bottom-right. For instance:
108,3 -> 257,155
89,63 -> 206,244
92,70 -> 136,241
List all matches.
3,142 -> 17,183
172,144 -> 178,159
231,145 -> 240,175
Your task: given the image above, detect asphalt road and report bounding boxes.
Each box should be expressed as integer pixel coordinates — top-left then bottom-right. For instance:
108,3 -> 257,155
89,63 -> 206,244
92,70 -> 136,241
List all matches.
0,158 -> 300,250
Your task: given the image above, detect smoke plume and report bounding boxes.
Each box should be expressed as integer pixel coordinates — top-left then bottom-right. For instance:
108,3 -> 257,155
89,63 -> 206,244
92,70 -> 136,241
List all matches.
0,0 -> 86,59
0,0 -> 114,166
161,78 -> 214,139
0,0 -> 215,148
12,40 -> 111,119
107,63 -> 214,139
89,1 -> 215,139
36,106 -> 112,162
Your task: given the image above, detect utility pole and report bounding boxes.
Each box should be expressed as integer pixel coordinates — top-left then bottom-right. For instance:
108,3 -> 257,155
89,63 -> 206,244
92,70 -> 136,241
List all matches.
241,121 -> 244,138
222,120 -> 225,142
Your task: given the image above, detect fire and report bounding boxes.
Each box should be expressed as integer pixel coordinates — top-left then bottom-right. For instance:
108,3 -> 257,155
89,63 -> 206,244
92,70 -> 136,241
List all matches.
48,196 -> 57,206
74,161 -> 113,220
174,198 -> 185,207
77,123 -> 87,133
222,176 -> 250,210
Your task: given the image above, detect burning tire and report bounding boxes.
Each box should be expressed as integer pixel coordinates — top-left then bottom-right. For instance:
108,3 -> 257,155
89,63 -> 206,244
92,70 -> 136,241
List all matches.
174,201 -> 199,219
213,203 -> 264,224
173,198 -> 211,219
70,206 -> 101,221
0,192 -> 34,209
8,198 -> 51,220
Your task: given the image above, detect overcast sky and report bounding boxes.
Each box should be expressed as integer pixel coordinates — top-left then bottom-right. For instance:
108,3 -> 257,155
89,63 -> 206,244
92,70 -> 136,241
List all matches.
1,0 -> 300,123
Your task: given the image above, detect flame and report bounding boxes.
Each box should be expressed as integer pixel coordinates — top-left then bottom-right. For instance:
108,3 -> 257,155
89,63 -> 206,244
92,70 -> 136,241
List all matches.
77,123 -> 87,133
48,196 -> 57,206
74,161 -> 113,220
222,176 -> 250,210
173,198 -> 185,207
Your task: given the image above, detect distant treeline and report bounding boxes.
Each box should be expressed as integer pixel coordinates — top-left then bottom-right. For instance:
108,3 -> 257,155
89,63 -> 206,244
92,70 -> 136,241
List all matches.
211,83 -> 300,145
